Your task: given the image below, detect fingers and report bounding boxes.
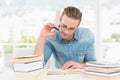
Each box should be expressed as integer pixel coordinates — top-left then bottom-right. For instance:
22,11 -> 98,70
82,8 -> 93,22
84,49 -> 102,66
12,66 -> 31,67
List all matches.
45,23 -> 57,33
62,61 -> 74,70
40,23 -> 57,38
45,23 -> 55,30
62,61 -> 87,69
68,65 -> 77,69
49,30 -> 57,36
62,65 -> 73,70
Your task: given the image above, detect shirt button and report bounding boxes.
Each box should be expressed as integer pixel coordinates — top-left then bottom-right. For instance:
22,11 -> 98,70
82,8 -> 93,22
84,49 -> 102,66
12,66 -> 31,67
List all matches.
69,53 -> 72,59
68,44 -> 70,46
69,51 -> 71,53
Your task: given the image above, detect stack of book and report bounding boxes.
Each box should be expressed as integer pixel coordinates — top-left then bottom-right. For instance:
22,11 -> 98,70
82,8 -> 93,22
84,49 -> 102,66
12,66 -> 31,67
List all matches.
11,55 -> 47,80
85,61 -> 120,80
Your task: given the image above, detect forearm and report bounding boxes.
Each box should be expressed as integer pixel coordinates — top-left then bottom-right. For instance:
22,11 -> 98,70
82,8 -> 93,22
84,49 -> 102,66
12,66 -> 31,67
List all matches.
34,36 -> 46,56
34,23 -> 57,56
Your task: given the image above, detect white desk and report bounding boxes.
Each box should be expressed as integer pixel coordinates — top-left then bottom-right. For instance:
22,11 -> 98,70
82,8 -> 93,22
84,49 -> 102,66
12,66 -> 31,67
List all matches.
0,68 -> 93,80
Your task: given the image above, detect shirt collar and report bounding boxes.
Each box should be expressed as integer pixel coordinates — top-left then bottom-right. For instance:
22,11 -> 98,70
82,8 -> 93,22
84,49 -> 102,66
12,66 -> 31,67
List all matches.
56,29 -> 79,43
56,32 -> 63,42
74,29 -> 79,41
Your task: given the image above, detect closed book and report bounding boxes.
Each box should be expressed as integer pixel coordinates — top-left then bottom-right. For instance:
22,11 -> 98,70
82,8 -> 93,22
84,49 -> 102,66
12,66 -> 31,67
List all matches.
86,67 -> 120,74
13,60 -> 43,72
14,77 -> 47,80
85,70 -> 120,77
14,69 -> 47,78
86,61 -> 120,68
14,75 -> 47,80
85,71 -> 120,80
11,55 -> 44,63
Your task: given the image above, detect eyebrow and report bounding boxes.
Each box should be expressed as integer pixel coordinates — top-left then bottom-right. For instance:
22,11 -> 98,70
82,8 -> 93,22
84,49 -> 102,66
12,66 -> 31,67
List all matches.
62,23 -> 75,29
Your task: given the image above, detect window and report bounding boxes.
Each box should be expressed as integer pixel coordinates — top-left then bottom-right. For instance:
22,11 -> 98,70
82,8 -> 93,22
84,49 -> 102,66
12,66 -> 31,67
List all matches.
0,0 -> 97,55
0,0 -> 57,54
0,0 -> 98,68
1,0 -> 119,67
100,0 -> 120,62
0,44 -> 4,72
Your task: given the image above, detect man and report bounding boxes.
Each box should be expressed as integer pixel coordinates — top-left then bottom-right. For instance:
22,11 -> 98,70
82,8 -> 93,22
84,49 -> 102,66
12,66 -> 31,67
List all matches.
34,6 -> 96,69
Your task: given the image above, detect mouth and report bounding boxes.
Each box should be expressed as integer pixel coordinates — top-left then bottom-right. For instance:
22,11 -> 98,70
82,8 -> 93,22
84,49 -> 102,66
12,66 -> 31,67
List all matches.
62,32 -> 69,37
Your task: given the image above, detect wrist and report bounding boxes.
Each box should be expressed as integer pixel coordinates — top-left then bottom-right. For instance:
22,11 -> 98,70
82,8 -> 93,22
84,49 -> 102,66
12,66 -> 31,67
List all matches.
39,35 -> 47,40
36,35 -> 46,46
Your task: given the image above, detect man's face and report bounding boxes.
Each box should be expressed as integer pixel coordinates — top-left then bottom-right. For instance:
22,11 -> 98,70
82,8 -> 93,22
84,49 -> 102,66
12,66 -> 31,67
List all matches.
60,15 -> 80,41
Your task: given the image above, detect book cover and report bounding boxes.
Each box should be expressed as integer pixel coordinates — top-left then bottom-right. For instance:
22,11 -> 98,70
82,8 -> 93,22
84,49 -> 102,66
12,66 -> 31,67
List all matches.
86,61 -> 120,68
85,71 -> 120,80
85,70 -> 120,77
11,55 -> 44,63
86,67 -> 120,74
13,60 -> 43,72
14,69 -> 47,78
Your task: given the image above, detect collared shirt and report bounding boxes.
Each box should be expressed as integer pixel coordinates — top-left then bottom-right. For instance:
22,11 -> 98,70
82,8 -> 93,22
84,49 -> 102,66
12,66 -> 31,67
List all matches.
44,27 -> 96,68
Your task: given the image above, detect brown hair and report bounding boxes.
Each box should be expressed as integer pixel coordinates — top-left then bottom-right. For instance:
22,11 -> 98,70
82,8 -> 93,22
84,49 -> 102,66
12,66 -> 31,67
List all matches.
62,6 -> 82,22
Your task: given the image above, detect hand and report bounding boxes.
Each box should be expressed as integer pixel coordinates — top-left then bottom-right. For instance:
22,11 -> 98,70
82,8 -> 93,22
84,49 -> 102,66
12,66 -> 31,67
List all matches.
61,61 -> 87,70
40,23 -> 57,38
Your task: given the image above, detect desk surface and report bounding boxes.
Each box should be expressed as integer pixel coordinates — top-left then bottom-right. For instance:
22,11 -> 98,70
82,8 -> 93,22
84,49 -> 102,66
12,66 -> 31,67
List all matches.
0,68 -> 93,80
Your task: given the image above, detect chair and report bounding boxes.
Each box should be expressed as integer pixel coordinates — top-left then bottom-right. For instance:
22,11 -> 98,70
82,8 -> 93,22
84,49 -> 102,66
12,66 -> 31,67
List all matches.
103,45 -> 120,63
12,48 -> 34,58
44,54 -> 55,69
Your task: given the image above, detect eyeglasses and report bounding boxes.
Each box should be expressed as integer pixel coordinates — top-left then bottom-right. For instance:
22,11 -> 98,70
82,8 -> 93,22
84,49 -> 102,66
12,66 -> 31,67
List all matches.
60,24 -> 76,32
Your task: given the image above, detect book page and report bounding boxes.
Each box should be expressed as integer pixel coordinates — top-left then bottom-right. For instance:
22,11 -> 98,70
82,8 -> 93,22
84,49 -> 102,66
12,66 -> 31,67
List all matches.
47,69 -> 83,75
47,69 -> 65,75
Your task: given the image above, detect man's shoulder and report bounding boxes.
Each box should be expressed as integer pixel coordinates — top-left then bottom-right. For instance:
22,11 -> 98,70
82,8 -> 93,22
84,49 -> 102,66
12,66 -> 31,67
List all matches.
75,27 -> 94,42
77,27 -> 91,33
46,33 -> 58,43
76,27 -> 94,36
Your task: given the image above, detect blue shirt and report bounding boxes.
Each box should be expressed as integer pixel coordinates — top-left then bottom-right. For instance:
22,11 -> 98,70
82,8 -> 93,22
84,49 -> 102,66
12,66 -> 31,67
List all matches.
44,27 -> 96,68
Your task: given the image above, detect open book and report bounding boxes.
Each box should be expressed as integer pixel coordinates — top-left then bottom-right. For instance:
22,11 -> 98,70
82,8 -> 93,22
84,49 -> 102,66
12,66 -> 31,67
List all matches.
47,69 -> 83,75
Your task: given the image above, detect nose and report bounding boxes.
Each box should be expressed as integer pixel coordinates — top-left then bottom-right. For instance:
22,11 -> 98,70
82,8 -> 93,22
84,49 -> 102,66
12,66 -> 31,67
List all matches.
64,29 -> 69,34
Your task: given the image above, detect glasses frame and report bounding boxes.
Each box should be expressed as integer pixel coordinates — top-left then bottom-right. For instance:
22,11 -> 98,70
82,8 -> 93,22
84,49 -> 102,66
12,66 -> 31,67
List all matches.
59,24 -> 77,32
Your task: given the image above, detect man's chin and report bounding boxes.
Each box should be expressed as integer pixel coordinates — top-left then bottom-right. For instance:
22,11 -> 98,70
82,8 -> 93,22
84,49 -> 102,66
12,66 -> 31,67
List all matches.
62,37 -> 69,41
62,35 -> 69,40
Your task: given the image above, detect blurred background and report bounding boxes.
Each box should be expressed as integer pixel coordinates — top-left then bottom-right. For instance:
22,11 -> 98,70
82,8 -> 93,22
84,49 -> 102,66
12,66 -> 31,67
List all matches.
0,0 -> 120,70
